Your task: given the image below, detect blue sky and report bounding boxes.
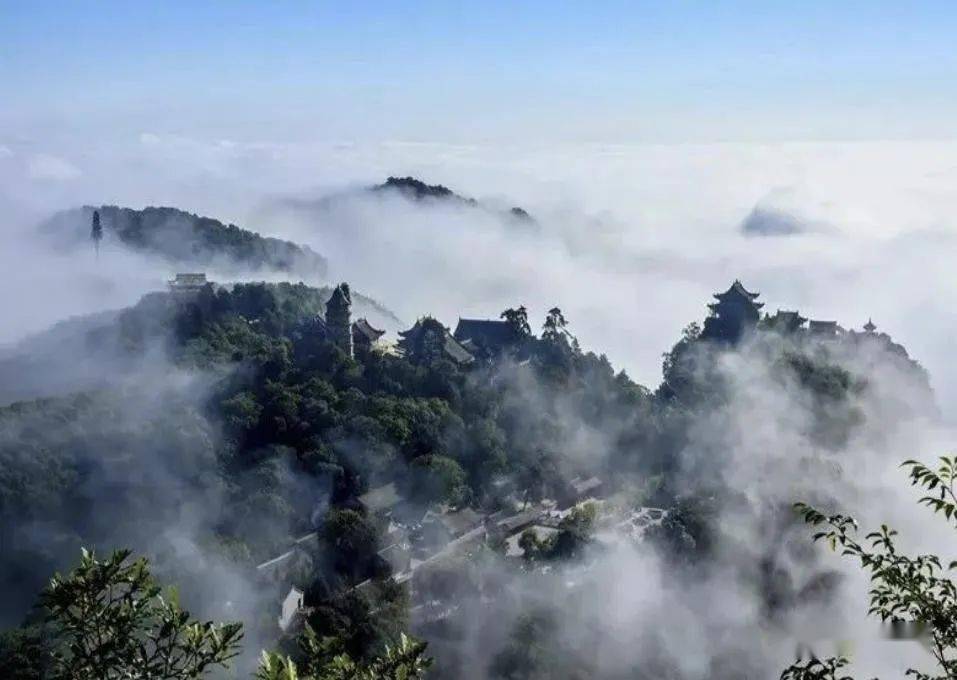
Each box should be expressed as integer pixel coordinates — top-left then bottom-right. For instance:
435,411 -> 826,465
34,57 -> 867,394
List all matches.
3,2 -> 957,143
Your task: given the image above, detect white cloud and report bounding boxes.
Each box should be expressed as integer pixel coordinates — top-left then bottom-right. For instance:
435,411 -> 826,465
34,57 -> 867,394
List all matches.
27,153 -> 81,181
7,137 -> 957,417
1,136 -> 955,677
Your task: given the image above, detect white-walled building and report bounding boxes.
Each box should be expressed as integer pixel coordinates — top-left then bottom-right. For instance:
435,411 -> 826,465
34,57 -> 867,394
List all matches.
278,586 -> 305,632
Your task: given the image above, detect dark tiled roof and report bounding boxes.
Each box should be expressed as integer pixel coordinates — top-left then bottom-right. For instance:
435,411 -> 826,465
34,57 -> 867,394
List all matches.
377,543 -> 411,572
424,507 -> 484,537
443,335 -> 474,364
496,509 -> 541,535
713,280 -> 761,301
768,309 -> 807,330
353,318 -> 385,342
398,318 -> 474,365
172,273 -> 207,285
454,319 -> 516,348
774,310 -> 805,322
326,283 -> 351,310
809,320 -> 839,334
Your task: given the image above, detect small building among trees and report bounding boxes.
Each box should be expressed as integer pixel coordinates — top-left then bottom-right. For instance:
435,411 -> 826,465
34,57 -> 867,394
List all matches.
453,318 -> 520,358
167,273 -> 209,293
765,309 -> 807,334
278,585 -> 305,632
808,320 -> 842,338
398,317 -> 473,366
352,318 -> 386,354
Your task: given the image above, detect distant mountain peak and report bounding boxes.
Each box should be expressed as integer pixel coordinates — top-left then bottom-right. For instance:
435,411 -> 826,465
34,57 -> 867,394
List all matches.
371,176 -> 535,225
375,176 -> 476,204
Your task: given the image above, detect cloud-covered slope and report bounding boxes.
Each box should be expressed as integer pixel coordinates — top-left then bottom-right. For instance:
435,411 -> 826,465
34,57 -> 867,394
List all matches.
41,205 -> 328,278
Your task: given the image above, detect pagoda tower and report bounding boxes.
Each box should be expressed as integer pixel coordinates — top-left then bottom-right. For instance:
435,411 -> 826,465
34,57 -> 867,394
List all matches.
863,318 -> 877,333
325,283 -> 353,358
702,280 -> 764,343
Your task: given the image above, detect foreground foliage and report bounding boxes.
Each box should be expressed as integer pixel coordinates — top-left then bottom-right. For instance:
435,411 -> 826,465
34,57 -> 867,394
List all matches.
781,457 -> 957,680
256,626 -> 432,680
7,548 -> 430,680
37,548 -> 243,679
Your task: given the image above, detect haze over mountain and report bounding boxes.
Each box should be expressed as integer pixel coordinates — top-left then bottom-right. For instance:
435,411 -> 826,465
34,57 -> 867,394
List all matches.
4,3 -> 957,678
0,260 -> 941,678
42,204 -> 328,278
280,175 -> 538,233
372,176 -> 536,224
3,156 -> 957,680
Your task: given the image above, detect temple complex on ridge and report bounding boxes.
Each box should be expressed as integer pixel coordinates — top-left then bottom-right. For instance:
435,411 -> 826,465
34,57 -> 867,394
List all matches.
698,280 -> 911,360
299,277 -> 910,367
167,273 -> 209,294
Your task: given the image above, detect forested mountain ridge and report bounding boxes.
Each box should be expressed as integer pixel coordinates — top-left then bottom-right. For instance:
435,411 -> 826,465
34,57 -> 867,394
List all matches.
0,277 -> 933,679
41,205 -> 328,277
372,176 -> 536,224
0,282 -> 401,406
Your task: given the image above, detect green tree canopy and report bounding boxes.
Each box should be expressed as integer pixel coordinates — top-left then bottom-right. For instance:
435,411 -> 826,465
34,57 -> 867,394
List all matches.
37,548 -> 243,680
781,457 -> 957,680
256,625 -> 431,680
501,306 -> 531,337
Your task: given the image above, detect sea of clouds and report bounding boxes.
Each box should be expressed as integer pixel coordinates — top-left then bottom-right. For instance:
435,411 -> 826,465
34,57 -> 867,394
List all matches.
6,136 -> 957,412
4,136 -> 957,408
2,136 -> 956,676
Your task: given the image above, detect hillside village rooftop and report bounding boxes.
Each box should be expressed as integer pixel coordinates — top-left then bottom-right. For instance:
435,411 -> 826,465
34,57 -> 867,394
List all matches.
167,273 -> 208,291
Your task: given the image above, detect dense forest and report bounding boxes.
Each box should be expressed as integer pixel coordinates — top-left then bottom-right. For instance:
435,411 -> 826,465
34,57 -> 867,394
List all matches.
0,276 -> 934,679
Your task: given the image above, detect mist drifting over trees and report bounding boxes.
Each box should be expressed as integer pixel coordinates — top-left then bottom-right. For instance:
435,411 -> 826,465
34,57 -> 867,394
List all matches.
0,161 -> 949,678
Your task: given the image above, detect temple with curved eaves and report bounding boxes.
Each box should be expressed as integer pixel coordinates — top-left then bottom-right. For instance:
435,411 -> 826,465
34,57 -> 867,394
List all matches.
702,280 -> 764,342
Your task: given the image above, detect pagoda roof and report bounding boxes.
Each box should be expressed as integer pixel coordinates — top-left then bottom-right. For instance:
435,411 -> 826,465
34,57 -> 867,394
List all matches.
326,283 -> 351,309
714,280 -> 761,301
442,335 -> 475,365
398,318 -> 473,365
353,318 -> 385,342
863,318 -> 877,332
398,317 -> 441,339
708,299 -> 764,311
